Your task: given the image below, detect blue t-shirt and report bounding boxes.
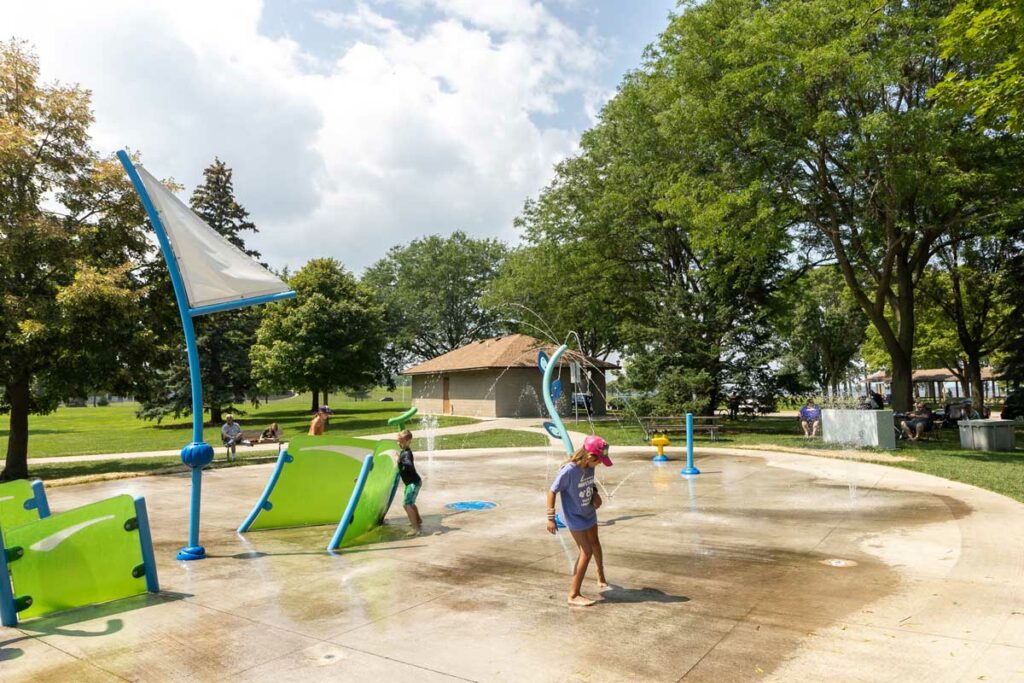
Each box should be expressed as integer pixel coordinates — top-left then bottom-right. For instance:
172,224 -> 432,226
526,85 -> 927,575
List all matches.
799,406 -> 821,421
550,463 -> 597,531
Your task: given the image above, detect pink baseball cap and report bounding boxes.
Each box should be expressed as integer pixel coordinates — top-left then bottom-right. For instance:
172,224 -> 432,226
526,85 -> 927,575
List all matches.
583,435 -> 612,467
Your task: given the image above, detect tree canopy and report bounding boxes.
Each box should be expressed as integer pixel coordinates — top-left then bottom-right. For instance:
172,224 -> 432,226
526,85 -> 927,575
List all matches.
251,258 -> 387,406
363,231 -> 507,370
0,41 -> 152,479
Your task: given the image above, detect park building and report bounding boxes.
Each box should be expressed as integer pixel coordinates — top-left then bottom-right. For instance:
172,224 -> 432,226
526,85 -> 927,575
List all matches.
865,366 -> 1007,402
402,334 -> 618,419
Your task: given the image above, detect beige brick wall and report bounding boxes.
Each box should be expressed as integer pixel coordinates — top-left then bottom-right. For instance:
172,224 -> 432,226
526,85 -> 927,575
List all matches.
448,371 -> 498,418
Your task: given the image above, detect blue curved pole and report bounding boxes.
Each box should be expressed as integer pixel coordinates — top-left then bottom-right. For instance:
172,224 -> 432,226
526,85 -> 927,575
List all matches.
118,151 -> 214,561
542,345 -> 575,456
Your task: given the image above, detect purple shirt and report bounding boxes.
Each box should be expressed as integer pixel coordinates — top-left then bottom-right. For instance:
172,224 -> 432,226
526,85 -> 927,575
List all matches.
800,406 -> 821,421
550,463 -> 597,531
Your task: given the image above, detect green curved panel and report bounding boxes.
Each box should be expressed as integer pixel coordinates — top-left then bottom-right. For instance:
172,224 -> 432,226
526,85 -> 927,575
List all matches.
0,480 -> 41,531
245,435 -> 374,531
338,442 -> 400,547
5,495 -> 147,621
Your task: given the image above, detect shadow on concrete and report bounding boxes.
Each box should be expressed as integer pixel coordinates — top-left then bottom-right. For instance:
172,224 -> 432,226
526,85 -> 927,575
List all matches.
598,514 -> 656,526
599,585 -> 689,605
0,591 -> 190,660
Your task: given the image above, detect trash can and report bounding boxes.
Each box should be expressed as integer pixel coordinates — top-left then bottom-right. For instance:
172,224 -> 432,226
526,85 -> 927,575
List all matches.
959,420 -> 1017,451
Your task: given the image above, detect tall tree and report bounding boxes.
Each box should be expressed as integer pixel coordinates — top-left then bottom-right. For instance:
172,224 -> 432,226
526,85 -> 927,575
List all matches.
134,158 -> 263,424
920,236 -> 1017,406
251,258 -> 387,406
652,0 -> 1024,410
484,236 -> 627,361
933,0 -> 1024,133
190,157 -> 260,258
363,231 -> 507,366
782,267 -> 868,395
518,70 -> 790,415
0,41 -> 151,479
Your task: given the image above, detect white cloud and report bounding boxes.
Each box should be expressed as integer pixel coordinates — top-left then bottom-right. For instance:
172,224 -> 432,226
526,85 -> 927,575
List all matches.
1,0 -> 604,271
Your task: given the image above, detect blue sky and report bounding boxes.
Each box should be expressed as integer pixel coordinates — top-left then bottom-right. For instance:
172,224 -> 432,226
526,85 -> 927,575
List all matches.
2,0 -> 677,271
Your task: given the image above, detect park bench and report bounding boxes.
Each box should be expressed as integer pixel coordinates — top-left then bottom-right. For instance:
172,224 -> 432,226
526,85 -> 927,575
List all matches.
640,416 -> 721,442
239,429 -> 279,445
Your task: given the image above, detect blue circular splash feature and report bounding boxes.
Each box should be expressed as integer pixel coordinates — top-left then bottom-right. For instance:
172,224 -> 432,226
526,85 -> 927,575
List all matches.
446,501 -> 497,511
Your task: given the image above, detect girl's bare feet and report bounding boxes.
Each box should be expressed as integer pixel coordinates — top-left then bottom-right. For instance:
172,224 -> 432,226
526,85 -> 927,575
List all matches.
567,595 -> 596,607
597,581 -> 610,591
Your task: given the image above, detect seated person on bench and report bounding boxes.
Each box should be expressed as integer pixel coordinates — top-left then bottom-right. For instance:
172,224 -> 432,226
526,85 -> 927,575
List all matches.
799,399 -> 822,437
900,402 -> 933,441
221,413 -> 249,461
259,422 -> 282,443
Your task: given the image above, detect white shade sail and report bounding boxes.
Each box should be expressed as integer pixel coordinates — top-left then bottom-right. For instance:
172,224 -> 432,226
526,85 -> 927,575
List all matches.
136,164 -> 290,310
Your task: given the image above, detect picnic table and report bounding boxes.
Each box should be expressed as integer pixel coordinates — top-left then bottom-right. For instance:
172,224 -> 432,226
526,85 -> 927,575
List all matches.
640,416 -> 721,442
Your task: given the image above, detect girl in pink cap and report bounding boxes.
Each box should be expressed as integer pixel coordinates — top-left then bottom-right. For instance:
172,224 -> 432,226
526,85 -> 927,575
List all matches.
546,434 -> 613,606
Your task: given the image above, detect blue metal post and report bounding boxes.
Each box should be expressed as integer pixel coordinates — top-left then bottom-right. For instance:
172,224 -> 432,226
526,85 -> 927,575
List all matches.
133,497 -> 161,593
0,529 -> 17,627
117,151 -> 214,561
681,412 -> 700,476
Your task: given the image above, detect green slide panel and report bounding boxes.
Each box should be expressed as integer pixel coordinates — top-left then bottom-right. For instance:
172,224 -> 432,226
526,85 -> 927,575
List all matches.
238,435 -> 378,532
3,495 -> 150,622
0,479 -> 50,531
328,442 -> 400,550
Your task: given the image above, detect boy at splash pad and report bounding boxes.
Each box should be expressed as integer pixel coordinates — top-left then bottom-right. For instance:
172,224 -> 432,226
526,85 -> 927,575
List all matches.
397,429 -> 423,536
546,435 -> 613,607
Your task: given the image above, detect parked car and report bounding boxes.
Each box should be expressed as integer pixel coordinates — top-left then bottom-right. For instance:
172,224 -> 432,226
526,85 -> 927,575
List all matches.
1001,389 -> 1024,420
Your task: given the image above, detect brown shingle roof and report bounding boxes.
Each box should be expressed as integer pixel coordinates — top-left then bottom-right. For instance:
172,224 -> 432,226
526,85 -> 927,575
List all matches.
401,334 -> 619,375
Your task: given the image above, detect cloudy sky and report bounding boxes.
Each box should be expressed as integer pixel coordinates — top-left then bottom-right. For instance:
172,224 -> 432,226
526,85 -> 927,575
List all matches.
3,0 -> 676,272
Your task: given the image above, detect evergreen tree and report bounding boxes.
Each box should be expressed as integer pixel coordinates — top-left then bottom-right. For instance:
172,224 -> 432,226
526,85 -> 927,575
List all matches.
190,157 -> 260,258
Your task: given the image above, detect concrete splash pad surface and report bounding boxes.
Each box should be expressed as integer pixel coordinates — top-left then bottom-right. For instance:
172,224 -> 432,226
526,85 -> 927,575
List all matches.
3,448 -> 1024,681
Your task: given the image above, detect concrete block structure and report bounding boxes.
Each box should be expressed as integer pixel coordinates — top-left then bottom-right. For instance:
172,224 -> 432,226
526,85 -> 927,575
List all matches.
402,334 -> 618,418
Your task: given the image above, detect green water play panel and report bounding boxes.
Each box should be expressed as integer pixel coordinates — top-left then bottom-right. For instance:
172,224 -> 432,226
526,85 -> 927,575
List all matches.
0,480 -> 41,531
5,494 -> 146,621
339,443 -> 400,547
247,435 -> 376,531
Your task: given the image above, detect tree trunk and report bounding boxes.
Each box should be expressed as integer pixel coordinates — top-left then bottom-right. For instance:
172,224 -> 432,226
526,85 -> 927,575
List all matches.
210,405 -> 223,425
1,377 -> 31,481
323,391 -> 330,407
889,351 -> 914,413
310,390 -> 319,412
966,354 -> 985,417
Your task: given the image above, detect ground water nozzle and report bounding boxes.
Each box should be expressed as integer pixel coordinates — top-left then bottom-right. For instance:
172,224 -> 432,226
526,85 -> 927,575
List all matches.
651,432 -> 670,462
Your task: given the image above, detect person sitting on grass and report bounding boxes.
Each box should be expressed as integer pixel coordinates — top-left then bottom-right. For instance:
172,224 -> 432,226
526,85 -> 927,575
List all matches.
221,414 -> 249,462
308,406 -> 330,436
396,429 -> 423,536
901,402 -> 933,441
799,399 -> 822,437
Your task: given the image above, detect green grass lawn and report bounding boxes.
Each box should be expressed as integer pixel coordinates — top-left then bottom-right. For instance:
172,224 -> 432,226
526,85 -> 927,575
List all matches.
571,414 -> 1024,504
3,393 -> 475,459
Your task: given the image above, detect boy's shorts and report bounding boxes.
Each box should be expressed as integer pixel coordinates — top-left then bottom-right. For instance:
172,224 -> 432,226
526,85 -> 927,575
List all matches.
403,482 -> 421,506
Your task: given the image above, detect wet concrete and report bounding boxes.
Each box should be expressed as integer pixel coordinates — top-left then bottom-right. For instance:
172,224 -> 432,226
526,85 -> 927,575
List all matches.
3,447 -> 1024,681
